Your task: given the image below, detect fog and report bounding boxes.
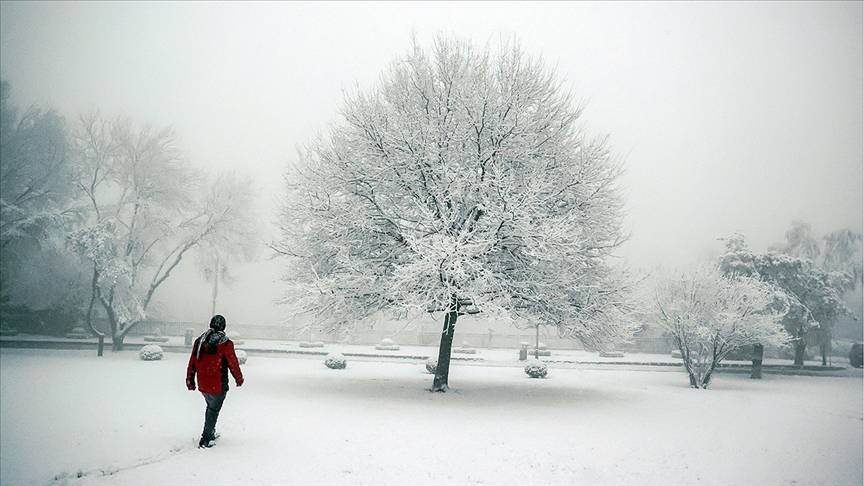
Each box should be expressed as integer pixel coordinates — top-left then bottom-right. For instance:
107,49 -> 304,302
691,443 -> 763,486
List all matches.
1,1 -> 861,325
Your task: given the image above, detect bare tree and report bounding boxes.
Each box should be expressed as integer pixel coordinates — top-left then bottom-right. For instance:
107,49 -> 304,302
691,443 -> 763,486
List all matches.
68,114 -> 248,351
776,221 -> 821,262
653,266 -> 789,389
195,172 -> 259,316
276,36 -> 636,391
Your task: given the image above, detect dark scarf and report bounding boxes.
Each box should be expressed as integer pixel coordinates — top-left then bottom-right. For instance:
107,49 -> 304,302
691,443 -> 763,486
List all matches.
196,329 -> 228,359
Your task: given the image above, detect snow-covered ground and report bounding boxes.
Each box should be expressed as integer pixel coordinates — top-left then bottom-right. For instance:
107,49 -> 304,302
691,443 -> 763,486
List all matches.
1,349 -> 861,486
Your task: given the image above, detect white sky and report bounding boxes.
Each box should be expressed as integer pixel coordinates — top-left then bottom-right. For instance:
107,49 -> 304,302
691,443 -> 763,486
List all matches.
1,1 -> 861,325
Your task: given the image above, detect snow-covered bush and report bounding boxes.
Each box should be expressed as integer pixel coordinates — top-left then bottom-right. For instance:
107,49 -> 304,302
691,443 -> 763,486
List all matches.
299,341 -> 325,348
228,330 -> 244,346
454,341 -> 477,354
235,349 -> 248,365
425,358 -> 437,374
599,351 -> 624,358
524,359 -> 548,378
652,266 -> 789,389
454,348 -> 477,355
139,344 -> 164,361
65,327 -> 89,339
453,347 -> 477,354
324,353 -> 347,369
529,344 -> 551,357
375,338 -> 400,351
144,328 -> 169,343
0,327 -> 18,337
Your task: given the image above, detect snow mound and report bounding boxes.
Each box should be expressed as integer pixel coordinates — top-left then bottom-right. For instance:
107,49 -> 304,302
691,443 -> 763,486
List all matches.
524,359 -> 548,378
454,347 -> 477,354
65,327 -> 90,339
454,341 -> 477,354
425,358 -> 437,374
299,341 -> 325,348
235,349 -> 248,365
228,330 -> 244,346
144,328 -> 169,342
324,353 -> 347,369
375,338 -> 400,351
139,344 -> 164,361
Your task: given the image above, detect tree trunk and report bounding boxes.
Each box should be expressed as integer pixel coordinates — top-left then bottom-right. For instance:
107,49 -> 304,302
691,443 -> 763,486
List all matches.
700,362 -> 717,389
675,341 -> 698,388
687,371 -> 698,388
86,266 -> 105,357
820,342 -> 828,366
111,334 -> 124,351
431,310 -> 458,392
534,324 -> 540,359
210,255 -> 219,316
793,340 -> 806,367
750,344 -> 764,379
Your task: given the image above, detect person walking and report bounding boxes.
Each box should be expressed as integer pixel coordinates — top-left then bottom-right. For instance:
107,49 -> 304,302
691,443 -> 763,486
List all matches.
186,314 -> 244,448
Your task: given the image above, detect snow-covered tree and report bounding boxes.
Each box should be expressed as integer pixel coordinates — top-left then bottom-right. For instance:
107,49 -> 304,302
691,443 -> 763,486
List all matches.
773,220 -> 821,262
276,36 -> 635,391
68,114 -> 252,351
764,223 -> 861,362
195,173 -> 259,316
719,234 -> 851,366
0,81 -> 74,249
652,266 -> 789,389
822,229 -> 863,281
0,81 -> 86,332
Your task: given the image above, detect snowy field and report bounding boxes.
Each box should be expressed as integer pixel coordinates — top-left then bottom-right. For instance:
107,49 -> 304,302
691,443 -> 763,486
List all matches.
1,349 -> 861,486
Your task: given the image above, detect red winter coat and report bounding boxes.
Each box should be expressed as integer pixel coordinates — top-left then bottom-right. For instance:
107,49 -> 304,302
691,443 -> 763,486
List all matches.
186,334 -> 244,394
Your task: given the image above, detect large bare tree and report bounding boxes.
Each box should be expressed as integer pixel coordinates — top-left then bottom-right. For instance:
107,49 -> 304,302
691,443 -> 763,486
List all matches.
69,114 -> 254,351
277,37 -> 635,391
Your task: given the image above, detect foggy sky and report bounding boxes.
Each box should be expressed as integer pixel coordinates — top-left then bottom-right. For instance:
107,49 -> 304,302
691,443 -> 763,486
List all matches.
1,1 -> 861,325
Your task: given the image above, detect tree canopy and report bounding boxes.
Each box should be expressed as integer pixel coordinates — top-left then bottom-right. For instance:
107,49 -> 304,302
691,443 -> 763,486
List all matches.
277,37 -> 635,351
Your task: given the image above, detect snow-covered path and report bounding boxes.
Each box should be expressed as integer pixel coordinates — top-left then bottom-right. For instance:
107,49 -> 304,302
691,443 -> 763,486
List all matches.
1,349 -> 861,486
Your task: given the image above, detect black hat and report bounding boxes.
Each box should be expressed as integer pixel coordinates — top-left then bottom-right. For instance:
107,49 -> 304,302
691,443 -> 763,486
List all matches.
209,315 -> 226,331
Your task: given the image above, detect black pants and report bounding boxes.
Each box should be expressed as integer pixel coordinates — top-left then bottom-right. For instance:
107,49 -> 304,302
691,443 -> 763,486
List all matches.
201,392 -> 226,441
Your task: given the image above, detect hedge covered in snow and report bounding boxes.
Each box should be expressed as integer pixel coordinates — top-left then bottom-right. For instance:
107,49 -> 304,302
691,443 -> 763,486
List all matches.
228,330 -> 244,346
139,344 -> 164,361
375,338 -> 399,351
524,359 -> 548,378
324,353 -> 347,369
143,329 -> 169,343
299,341 -> 325,348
